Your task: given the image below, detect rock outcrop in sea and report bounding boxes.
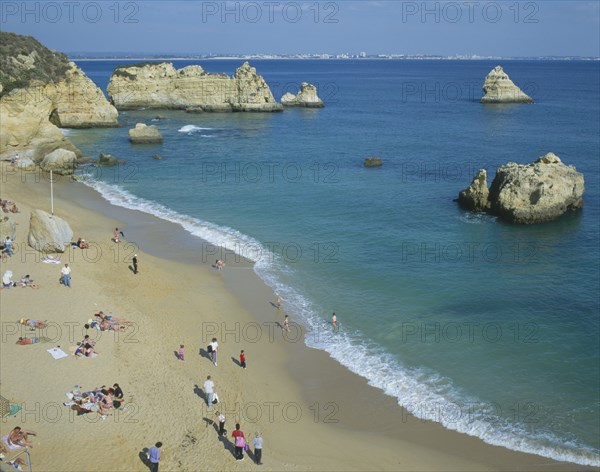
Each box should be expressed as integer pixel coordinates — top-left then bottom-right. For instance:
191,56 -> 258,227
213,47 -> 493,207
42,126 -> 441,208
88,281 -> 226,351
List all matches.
364,157 -> 383,168
281,83 -> 324,108
129,123 -> 163,143
458,153 -> 584,224
107,61 -> 284,112
0,32 -> 118,163
481,66 -> 534,104
28,209 -> 73,253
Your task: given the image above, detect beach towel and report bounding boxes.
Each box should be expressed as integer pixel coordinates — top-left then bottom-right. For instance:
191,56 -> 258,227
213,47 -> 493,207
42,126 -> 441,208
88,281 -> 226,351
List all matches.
1,435 -> 23,450
0,395 -> 21,418
42,256 -> 61,264
47,347 -> 68,360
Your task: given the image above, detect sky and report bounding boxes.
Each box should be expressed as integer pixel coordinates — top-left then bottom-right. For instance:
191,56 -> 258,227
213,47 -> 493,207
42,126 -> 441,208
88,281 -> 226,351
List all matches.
1,1 -> 599,57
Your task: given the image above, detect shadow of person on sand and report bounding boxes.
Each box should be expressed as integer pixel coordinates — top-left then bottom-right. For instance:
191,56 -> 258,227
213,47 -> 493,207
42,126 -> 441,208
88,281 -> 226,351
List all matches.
203,416 -> 219,434
231,357 -> 241,367
199,348 -> 212,361
193,385 -> 208,403
218,433 -> 236,457
173,350 -> 181,360
139,448 -> 152,471
269,301 -> 279,309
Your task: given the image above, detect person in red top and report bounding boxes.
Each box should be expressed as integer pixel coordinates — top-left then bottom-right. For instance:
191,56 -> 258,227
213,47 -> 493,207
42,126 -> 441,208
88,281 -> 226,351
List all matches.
239,350 -> 246,369
232,424 -> 245,461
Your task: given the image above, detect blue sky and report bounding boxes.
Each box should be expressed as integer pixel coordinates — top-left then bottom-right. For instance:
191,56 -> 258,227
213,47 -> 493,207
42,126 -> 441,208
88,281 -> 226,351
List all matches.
1,1 -> 599,56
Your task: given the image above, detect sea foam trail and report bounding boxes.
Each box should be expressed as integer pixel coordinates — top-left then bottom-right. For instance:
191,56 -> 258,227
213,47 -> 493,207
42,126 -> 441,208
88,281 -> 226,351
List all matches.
178,125 -> 214,134
80,176 -> 600,468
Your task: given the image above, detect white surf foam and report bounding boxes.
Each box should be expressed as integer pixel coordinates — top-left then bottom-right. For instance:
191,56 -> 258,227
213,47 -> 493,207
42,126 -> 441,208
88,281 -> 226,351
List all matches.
178,125 -> 215,134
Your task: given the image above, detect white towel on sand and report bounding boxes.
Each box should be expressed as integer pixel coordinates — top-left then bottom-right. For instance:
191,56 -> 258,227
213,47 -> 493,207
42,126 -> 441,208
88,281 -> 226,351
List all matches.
47,347 -> 68,360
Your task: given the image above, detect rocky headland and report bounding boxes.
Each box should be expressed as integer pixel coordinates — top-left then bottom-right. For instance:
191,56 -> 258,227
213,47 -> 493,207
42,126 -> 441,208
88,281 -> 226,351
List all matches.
481,66 -> 534,104
107,61 -> 283,112
459,153 -> 584,224
0,32 -> 118,163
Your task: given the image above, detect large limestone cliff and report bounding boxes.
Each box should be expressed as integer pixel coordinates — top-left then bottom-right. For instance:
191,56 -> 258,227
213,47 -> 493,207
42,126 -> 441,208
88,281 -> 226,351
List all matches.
481,66 -> 534,104
107,61 -> 283,112
0,32 -> 118,161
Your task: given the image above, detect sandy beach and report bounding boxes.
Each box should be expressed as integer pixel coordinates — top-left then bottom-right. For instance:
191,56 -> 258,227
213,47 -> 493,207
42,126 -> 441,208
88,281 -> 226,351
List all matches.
0,162 -> 595,472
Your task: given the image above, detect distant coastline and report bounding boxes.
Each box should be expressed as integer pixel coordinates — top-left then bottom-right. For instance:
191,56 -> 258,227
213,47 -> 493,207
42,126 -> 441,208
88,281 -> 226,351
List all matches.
69,54 -> 600,61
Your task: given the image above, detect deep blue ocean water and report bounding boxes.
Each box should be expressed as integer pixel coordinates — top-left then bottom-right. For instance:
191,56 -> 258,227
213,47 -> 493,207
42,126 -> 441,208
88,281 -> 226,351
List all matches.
68,59 -> 599,465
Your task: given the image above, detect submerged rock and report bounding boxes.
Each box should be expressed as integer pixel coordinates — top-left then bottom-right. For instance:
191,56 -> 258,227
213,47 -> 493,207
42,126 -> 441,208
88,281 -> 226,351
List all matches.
364,157 -> 383,168
99,153 -> 118,166
481,66 -> 534,104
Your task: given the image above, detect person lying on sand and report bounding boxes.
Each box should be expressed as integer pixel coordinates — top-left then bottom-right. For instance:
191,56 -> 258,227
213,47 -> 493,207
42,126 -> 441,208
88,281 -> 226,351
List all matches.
74,342 -> 96,357
7,427 -> 36,448
95,311 -> 132,326
6,457 -> 27,471
19,319 -> 48,330
16,337 -> 41,345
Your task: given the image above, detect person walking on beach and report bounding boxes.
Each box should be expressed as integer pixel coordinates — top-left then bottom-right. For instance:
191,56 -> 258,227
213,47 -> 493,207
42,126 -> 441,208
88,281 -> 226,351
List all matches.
61,263 -> 71,288
178,344 -> 185,361
232,424 -> 246,461
215,410 -> 226,436
132,254 -> 138,274
114,227 -> 124,243
204,375 -> 215,408
276,296 -> 282,309
148,442 -> 162,472
283,314 -> 290,332
209,337 -> 218,366
253,432 -> 263,465
4,237 -> 12,257
239,350 -> 246,369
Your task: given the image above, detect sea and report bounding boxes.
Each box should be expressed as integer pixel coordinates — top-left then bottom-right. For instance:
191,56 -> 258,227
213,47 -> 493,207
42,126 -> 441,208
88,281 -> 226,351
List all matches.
66,59 -> 599,466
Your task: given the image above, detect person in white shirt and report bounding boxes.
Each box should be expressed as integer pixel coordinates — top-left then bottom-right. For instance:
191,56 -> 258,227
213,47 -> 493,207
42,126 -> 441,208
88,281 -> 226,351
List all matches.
203,375 -> 215,407
61,263 -> 71,288
210,338 -> 218,366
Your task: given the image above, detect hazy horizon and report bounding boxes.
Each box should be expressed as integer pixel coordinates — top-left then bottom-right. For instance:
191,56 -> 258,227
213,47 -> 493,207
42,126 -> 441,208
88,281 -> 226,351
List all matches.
1,1 -> 599,57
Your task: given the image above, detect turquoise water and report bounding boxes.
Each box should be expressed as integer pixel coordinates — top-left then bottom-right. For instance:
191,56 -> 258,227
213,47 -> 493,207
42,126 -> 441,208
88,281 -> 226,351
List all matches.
69,59 -> 599,465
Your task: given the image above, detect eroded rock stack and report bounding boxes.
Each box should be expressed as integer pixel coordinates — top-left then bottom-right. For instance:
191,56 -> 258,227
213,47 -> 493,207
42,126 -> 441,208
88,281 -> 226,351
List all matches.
458,153 -> 584,224
107,61 -> 283,112
481,66 -> 534,104
281,83 -> 324,108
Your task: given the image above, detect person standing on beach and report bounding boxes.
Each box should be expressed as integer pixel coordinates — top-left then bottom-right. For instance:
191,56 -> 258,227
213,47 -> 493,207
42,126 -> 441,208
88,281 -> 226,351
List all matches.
113,227 -> 121,243
148,442 -> 162,472
178,344 -> 185,361
253,432 -> 263,465
61,263 -> 71,288
4,237 -> 12,257
232,424 -> 246,461
209,338 -> 218,366
239,350 -> 246,369
204,375 -> 215,407
132,254 -> 138,274
215,410 -> 226,436
283,314 -> 290,332
276,296 -> 282,309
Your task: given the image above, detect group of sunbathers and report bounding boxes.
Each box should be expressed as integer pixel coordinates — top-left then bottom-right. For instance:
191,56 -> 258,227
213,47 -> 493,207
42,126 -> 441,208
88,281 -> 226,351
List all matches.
2,274 -> 39,289
1,198 -> 19,213
64,383 -> 125,418
74,334 -> 98,357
